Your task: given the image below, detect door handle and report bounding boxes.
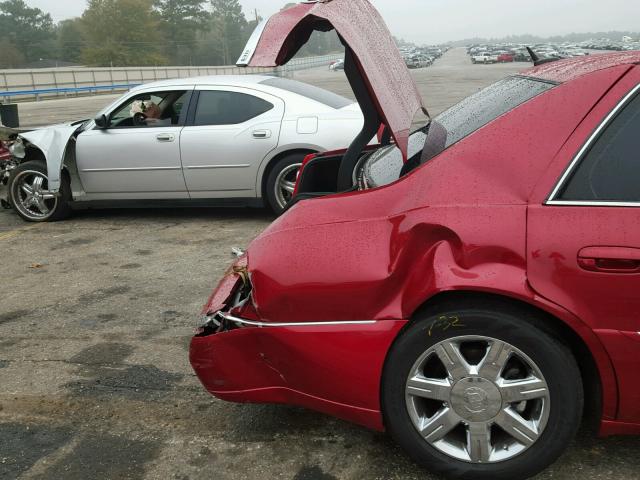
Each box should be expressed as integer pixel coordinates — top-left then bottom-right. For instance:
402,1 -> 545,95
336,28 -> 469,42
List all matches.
252,129 -> 271,139
578,246 -> 640,273
156,133 -> 175,142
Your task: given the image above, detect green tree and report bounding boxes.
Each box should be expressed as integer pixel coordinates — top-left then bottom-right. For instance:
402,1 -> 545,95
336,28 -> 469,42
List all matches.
80,0 -> 167,67
209,0 -> 248,65
56,18 -> 85,64
153,0 -> 208,64
0,0 -> 55,64
0,39 -> 24,68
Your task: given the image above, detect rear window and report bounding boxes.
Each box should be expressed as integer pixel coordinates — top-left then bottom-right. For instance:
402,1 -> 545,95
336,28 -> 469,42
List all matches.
260,77 -> 352,109
194,91 -> 273,126
360,76 -> 556,188
432,76 -> 556,150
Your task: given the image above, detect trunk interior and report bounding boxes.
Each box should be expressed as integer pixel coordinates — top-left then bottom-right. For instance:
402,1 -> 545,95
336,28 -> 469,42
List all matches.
292,149 -> 376,202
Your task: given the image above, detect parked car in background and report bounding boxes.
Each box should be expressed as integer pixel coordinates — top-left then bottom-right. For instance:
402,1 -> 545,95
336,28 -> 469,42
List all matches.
497,52 -> 515,62
514,50 -> 533,62
404,54 -> 433,69
329,59 -> 345,71
191,1 -> 640,480
2,75 -> 363,221
471,52 -> 498,64
404,55 -> 421,69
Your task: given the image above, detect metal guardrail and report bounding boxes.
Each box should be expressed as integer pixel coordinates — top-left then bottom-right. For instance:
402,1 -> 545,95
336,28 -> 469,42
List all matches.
0,54 -> 342,103
0,84 -> 142,101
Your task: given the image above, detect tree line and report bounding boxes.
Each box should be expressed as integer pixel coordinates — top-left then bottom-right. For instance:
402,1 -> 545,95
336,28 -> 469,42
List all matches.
0,0 -> 343,69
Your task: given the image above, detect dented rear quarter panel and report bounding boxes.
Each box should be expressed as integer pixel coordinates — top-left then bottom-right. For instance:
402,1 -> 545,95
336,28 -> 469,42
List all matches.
249,204 -> 527,323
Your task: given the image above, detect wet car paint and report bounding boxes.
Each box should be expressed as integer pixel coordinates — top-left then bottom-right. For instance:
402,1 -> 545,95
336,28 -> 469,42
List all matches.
190,319 -> 406,431
192,62 -> 640,433
522,51 -> 640,83
527,67 -> 640,427
191,3 -> 640,439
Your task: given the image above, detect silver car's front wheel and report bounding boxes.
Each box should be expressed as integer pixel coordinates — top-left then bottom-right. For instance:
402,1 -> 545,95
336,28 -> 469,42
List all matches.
11,170 -> 58,220
382,302 -> 583,480
405,336 -> 550,464
9,160 -> 71,222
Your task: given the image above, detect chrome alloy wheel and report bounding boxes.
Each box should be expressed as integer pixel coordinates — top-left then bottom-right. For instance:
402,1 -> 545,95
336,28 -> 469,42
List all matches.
274,163 -> 302,210
405,336 -> 550,464
11,169 -> 58,220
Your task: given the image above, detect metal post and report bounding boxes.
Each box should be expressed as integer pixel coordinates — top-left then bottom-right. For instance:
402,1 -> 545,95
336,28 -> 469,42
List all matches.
71,70 -> 78,97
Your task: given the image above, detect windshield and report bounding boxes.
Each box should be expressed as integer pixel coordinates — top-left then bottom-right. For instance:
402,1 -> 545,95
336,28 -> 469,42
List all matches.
360,75 -> 556,188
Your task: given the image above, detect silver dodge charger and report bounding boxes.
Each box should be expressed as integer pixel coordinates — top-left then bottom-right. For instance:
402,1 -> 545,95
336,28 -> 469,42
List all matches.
1,75 -> 363,221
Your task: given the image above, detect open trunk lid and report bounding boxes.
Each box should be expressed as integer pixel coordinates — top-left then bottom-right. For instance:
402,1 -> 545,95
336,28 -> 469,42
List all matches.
237,0 -> 427,161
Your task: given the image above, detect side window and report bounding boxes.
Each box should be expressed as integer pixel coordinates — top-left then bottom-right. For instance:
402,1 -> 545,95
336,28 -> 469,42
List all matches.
194,91 -> 274,126
108,90 -> 189,128
560,91 -> 640,202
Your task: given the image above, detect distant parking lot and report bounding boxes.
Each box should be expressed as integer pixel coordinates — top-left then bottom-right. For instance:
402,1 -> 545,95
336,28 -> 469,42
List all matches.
2,47 -> 639,480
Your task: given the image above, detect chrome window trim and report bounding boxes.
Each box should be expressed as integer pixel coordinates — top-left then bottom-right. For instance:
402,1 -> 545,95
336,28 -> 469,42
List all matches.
546,200 -> 640,207
184,164 -> 251,170
546,82 -> 640,205
207,311 -> 377,328
80,166 -> 181,172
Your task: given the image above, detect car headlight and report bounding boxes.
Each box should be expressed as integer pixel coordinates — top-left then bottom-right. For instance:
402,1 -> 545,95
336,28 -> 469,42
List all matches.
9,139 -> 25,159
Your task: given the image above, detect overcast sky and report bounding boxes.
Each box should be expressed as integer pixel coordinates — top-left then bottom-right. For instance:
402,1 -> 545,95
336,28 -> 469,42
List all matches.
26,0 -> 640,44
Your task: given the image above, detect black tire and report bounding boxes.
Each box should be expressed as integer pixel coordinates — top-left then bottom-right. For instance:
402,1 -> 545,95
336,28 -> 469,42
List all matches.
265,153 -> 307,215
8,160 -> 72,222
382,299 -> 583,480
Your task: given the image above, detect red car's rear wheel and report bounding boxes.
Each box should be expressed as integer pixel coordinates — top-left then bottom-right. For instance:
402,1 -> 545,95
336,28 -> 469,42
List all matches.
382,299 -> 583,480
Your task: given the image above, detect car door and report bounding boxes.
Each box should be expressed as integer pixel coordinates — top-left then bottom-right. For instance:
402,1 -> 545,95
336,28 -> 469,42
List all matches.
179,86 -> 284,198
527,80 -> 640,422
75,88 -> 193,199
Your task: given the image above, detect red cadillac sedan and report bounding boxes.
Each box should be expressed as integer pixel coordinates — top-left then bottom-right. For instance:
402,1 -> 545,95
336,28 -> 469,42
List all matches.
190,1 -> 640,479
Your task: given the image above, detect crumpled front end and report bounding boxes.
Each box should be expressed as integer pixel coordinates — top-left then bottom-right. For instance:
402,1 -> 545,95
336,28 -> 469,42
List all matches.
189,254 -> 406,431
18,124 -> 83,192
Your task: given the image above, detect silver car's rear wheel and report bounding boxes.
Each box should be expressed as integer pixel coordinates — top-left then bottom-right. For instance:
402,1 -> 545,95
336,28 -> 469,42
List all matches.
405,336 -> 550,464
11,169 -> 58,221
274,162 -> 302,210
265,153 -> 309,215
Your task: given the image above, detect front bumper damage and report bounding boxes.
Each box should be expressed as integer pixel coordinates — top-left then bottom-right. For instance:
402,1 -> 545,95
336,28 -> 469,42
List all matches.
1,123 -> 82,197
19,124 -> 83,192
189,256 -> 406,431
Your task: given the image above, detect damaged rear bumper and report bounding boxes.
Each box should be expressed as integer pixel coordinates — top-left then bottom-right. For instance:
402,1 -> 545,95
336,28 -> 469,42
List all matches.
189,309 -> 406,431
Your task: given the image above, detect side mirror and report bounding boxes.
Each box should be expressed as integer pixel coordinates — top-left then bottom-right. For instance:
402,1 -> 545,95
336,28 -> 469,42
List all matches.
94,114 -> 109,129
